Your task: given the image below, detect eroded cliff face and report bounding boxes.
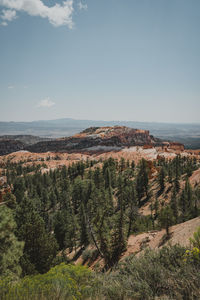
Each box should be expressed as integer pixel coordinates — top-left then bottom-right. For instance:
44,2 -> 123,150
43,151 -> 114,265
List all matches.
27,126 -> 165,153
0,126 -> 184,155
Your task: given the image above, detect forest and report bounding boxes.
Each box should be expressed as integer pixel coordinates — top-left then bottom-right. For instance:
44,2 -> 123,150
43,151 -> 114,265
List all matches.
0,155 -> 200,299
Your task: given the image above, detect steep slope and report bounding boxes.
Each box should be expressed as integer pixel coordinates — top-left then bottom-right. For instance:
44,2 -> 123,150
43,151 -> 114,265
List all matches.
72,217 -> 200,269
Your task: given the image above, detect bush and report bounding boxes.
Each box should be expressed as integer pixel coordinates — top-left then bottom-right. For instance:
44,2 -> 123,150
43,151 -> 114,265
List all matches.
0,263 -> 92,300
1,245 -> 200,299
184,226 -> 200,265
91,245 -> 200,300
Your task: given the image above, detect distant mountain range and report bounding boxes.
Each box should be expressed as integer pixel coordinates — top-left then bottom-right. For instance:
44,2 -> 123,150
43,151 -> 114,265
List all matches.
0,118 -> 200,149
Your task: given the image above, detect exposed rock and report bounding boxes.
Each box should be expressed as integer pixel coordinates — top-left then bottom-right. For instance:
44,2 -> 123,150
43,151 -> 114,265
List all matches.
0,126 -> 184,155
26,126 -> 170,154
162,141 -> 185,151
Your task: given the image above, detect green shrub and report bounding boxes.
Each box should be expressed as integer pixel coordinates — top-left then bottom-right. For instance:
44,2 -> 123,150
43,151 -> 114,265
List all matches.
91,245 -> 200,300
184,226 -> 200,265
190,226 -> 200,249
0,263 -> 92,300
1,245 -> 200,300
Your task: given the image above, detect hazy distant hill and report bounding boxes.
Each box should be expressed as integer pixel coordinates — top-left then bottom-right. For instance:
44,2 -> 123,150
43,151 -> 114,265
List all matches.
0,119 -> 200,149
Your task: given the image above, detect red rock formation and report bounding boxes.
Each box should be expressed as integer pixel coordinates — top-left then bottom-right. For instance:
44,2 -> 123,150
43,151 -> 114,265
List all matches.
27,126 -> 164,153
168,142 -> 185,151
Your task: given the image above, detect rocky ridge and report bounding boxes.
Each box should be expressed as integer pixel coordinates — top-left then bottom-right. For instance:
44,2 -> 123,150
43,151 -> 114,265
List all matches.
0,126 -> 184,156
26,126 -> 184,153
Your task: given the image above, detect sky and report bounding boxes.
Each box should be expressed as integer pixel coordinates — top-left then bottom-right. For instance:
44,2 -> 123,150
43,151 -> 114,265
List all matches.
0,0 -> 200,123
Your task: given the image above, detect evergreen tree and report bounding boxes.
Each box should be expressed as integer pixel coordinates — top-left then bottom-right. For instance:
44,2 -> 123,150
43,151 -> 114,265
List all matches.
158,206 -> 174,236
131,160 -> 135,171
79,203 -> 89,247
2,192 -> 16,209
111,176 -> 127,265
126,184 -> 137,237
54,210 -> 68,250
0,205 -> 24,278
20,213 -> 58,275
136,159 -> 149,205
111,207 -> 127,266
168,167 -> 173,183
104,167 -> 111,189
154,197 -> 159,220
158,166 -> 165,193
170,188 -> 178,223
93,167 -> 103,189
15,197 -> 58,275
119,157 -> 126,172
179,189 -> 186,221
184,177 -> 193,212
174,156 -> 180,193
13,177 -> 26,203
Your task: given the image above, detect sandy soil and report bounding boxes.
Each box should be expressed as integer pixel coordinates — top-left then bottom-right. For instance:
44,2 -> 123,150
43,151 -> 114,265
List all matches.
189,168 -> 200,187
125,217 -> 200,258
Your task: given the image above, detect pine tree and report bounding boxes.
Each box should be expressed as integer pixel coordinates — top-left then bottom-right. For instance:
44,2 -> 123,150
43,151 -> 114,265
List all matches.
158,206 -> 174,236
13,177 -> 26,203
119,157 -> 126,172
0,205 -> 24,278
136,159 -> 149,205
179,189 -> 186,221
158,167 -> 165,193
184,177 -> 193,212
131,160 -> 135,171
111,208 -> 127,266
93,167 -> 103,189
104,167 -> 111,189
15,197 -> 58,275
170,188 -> 178,223
2,192 -> 16,209
20,213 -> 58,275
79,203 -> 89,247
154,198 -> 159,220
168,167 -> 173,183
126,184 -> 137,237
174,156 -> 180,193
54,211 -> 68,250
111,177 -> 127,266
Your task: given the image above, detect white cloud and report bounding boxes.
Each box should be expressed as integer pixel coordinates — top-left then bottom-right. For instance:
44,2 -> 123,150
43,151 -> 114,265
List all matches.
1,8 -> 16,21
37,98 -> 55,108
1,20 -> 7,25
0,0 -> 74,27
8,85 -> 14,89
78,2 -> 87,11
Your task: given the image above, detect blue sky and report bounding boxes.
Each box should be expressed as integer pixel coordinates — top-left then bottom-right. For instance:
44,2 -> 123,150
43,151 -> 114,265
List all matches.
0,0 -> 200,123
